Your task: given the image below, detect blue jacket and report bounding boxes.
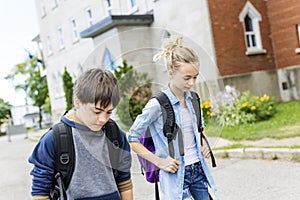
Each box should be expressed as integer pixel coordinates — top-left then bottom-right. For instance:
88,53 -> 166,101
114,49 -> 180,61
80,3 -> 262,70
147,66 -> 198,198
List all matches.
28,115 -> 132,199
128,88 -> 219,200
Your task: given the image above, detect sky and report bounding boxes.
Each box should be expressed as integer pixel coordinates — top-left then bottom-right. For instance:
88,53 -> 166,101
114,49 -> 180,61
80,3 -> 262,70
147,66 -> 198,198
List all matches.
0,0 -> 39,106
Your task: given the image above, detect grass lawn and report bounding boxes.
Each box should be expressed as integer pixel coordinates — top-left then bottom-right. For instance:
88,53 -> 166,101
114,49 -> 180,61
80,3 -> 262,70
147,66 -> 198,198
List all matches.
206,100 -> 300,141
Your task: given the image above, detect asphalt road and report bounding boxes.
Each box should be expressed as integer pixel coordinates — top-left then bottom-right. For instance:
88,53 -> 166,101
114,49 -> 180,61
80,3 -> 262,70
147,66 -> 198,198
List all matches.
1,133 -> 300,200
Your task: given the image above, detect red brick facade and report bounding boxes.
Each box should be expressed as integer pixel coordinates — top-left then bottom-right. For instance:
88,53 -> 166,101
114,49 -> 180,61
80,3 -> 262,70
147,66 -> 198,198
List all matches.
207,0 -> 300,76
266,0 -> 300,68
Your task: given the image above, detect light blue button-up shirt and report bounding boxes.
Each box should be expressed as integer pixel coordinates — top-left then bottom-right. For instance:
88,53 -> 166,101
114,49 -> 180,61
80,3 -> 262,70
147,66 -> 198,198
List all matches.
128,88 -> 219,200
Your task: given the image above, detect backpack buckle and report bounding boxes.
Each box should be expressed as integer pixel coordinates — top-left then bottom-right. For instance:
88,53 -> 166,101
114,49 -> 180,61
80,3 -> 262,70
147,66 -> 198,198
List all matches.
112,140 -> 120,149
60,153 -> 70,165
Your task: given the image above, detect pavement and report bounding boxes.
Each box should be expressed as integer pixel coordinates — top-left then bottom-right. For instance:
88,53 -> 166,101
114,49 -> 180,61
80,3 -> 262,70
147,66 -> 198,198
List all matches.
24,129 -> 300,163
1,130 -> 300,199
208,136 -> 300,162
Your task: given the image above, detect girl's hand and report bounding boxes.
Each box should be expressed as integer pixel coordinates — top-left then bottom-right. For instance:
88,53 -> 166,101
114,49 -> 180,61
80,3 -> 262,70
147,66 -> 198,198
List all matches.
157,156 -> 181,173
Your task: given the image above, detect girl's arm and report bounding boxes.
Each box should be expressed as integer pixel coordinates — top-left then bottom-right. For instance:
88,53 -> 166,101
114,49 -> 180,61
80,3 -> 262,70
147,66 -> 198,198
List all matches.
130,142 -> 180,173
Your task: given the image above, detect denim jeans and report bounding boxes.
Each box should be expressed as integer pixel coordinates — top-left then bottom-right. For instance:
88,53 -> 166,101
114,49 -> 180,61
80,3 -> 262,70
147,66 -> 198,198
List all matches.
182,161 -> 209,200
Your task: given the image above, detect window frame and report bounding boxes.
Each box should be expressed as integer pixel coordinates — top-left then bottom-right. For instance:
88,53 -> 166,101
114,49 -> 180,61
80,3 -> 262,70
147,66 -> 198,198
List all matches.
46,34 -> 53,56
70,18 -> 79,43
106,0 -> 112,16
295,24 -> 300,54
239,2 -> 266,55
57,26 -> 65,50
86,8 -> 93,27
40,0 -> 46,18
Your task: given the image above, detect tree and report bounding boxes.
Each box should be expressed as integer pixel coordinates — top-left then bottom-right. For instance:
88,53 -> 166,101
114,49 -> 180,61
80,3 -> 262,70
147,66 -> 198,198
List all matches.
0,98 -> 11,126
114,60 -> 152,128
5,56 -> 49,129
62,67 -> 74,110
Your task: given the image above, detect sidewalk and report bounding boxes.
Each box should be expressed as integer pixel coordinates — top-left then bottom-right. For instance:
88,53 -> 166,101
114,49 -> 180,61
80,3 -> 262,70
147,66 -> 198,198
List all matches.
1,130 -> 300,199
208,136 -> 300,162
28,130 -> 300,162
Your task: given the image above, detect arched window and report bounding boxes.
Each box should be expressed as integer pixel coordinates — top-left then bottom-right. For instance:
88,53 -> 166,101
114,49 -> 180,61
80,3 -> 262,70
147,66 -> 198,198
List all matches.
239,1 -> 266,55
102,47 -> 117,71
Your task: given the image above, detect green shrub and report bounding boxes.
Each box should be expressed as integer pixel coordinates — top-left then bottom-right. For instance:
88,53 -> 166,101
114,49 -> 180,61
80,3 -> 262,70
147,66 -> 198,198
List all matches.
114,60 -> 152,128
201,86 -> 276,127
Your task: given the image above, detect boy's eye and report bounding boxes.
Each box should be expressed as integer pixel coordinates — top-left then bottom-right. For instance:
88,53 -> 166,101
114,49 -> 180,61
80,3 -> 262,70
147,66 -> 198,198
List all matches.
95,111 -> 112,115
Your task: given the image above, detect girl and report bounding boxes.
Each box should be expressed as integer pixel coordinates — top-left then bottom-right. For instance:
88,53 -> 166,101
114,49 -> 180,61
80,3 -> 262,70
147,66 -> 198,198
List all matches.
128,36 -> 219,200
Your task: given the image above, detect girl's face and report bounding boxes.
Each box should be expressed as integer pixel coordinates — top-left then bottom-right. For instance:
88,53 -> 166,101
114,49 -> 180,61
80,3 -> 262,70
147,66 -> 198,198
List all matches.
76,100 -> 113,131
169,63 -> 199,92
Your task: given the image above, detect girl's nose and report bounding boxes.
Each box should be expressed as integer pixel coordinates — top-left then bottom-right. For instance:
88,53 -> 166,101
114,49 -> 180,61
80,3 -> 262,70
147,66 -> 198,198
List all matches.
188,78 -> 196,86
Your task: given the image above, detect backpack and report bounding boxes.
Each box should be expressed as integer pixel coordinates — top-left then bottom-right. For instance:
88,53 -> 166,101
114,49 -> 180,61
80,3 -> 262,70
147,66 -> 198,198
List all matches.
137,91 -> 216,200
49,118 -> 121,200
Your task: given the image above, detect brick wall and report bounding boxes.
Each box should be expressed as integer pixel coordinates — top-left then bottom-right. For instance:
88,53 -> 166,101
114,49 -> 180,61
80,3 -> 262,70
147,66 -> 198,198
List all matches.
266,0 -> 300,68
207,0 -> 275,76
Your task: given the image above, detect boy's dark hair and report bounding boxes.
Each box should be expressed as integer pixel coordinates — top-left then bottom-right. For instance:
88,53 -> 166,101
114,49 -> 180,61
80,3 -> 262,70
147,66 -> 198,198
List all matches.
73,68 -> 120,108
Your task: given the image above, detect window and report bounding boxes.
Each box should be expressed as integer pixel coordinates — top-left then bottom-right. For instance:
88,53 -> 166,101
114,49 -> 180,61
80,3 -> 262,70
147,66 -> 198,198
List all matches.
130,0 -> 136,7
52,0 -> 58,9
71,19 -> 79,42
106,0 -> 112,16
46,35 -> 53,56
244,14 -> 256,48
102,47 -> 117,71
86,8 -> 93,27
40,0 -> 46,17
57,27 -> 65,50
239,2 -> 266,55
128,0 -> 138,14
295,24 -> 300,54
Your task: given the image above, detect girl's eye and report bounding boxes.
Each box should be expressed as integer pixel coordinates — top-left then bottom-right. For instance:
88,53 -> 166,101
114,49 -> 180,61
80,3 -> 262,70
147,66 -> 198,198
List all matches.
107,111 -> 112,115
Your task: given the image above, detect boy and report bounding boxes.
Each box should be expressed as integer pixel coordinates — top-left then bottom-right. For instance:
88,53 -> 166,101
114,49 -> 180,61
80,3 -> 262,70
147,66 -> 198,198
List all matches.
29,68 -> 133,200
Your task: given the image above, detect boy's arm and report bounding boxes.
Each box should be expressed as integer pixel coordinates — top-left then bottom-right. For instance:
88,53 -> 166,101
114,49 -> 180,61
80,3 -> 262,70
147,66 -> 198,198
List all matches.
118,179 -> 133,200
28,130 -> 55,197
120,189 -> 133,200
32,196 -> 50,200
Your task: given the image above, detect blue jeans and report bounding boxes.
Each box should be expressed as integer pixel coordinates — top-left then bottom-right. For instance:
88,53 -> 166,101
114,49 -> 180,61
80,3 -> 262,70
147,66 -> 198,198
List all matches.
182,161 -> 209,200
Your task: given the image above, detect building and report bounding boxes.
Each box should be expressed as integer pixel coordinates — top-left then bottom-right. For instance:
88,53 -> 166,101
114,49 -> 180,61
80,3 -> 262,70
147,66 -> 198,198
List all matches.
33,0 -> 300,122
10,104 -> 52,129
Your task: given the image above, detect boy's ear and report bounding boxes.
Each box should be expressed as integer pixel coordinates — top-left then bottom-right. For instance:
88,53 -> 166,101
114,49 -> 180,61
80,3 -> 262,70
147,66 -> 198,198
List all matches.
74,96 -> 80,108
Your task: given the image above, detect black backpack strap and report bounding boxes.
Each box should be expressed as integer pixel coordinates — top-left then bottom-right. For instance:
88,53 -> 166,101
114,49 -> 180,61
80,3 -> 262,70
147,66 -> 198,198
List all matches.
154,92 -> 184,158
104,119 -> 121,179
51,122 -> 74,199
190,91 -> 217,168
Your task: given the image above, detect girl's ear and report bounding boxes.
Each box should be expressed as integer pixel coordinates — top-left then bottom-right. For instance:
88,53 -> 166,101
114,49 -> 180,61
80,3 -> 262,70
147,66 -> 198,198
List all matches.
168,70 -> 173,79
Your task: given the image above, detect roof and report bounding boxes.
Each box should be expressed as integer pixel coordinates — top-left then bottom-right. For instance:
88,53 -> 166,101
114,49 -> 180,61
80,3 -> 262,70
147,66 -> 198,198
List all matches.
80,14 -> 154,38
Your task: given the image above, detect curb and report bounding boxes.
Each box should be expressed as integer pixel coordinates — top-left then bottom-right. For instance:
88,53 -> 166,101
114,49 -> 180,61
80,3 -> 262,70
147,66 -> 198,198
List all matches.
214,148 -> 300,162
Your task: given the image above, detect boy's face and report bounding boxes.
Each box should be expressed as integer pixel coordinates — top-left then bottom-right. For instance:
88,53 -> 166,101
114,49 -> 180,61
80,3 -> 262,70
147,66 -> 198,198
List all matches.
76,101 -> 113,131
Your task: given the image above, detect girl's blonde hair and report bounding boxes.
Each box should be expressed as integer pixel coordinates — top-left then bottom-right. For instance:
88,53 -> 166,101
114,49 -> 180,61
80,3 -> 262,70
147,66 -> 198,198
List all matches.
153,36 -> 199,71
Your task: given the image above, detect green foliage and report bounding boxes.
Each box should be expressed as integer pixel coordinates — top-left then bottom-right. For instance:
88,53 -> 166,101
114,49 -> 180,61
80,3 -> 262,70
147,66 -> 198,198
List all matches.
214,100 -> 300,141
43,96 -> 52,114
114,60 -> 152,128
0,98 -> 11,126
5,56 -> 49,129
217,101 -> 256,127
239,91 -> 276,121
200,101 -> 212,121
62,67 -> 74,110
202,86 -> 276,127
